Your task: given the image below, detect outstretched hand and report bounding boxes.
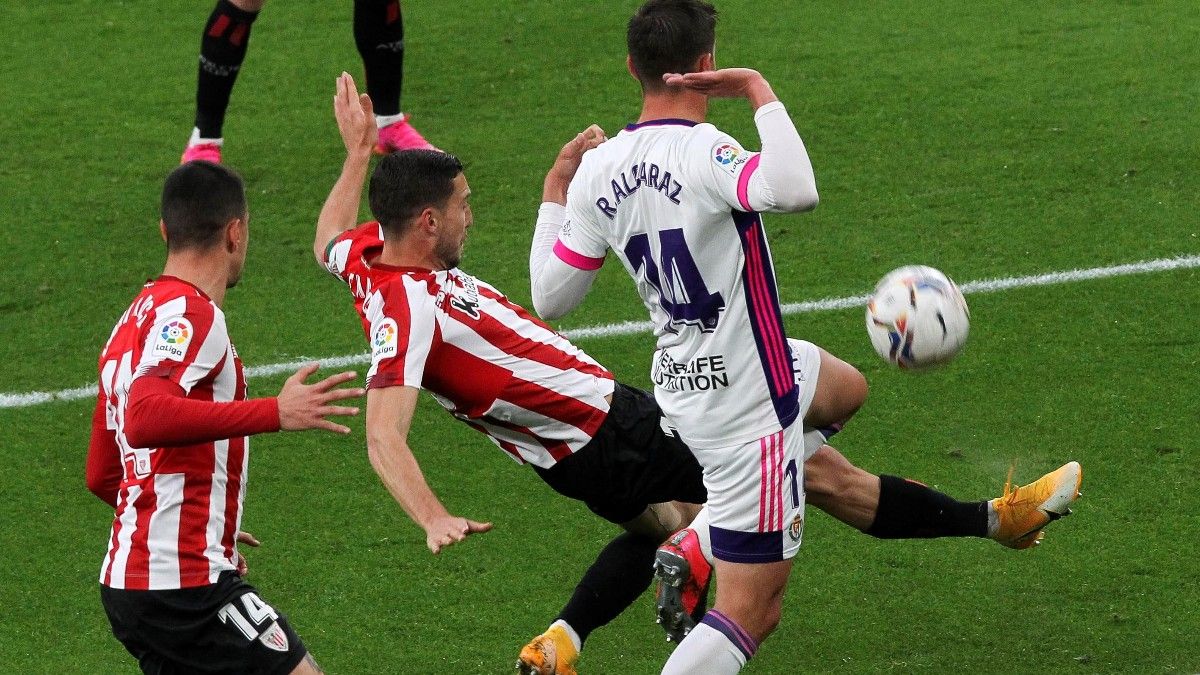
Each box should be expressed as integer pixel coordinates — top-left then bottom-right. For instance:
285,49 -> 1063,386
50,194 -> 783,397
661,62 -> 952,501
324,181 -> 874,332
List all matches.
334,72 -> 377,157
544,124 -> 607,203
424,515 -> 493,554
662,68 -> 777,107
277,363 -> 364,434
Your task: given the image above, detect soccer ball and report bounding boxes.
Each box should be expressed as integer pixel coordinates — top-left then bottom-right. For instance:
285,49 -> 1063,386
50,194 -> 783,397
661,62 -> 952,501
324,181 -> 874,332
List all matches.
865,265 -> 970,369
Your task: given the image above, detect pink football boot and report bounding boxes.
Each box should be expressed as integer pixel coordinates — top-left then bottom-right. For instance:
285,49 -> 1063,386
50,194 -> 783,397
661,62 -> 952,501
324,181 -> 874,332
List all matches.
375,115 -> 438,153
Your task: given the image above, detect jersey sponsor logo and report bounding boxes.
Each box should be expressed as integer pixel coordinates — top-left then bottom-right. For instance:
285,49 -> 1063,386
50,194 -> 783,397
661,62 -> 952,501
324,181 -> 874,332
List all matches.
652,352 -> 731,392
151,318 -> 193,361
714,143 -> 750,175
441,273 -> 482,320
372,317 -> 399,361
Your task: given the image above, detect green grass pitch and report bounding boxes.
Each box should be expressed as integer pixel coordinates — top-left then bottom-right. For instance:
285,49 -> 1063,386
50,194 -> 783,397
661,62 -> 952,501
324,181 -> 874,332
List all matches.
1,1 -> 1197,672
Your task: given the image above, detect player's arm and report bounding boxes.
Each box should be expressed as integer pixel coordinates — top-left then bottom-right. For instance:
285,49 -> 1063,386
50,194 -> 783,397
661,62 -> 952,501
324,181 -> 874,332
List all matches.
123,365 -> 362,448
85,394 -> 122,507
529,126 -> 608,320
666,68 -> 819,213
124,300 -> 361,448
314,72 -> 378,265
365,386 -> 492,554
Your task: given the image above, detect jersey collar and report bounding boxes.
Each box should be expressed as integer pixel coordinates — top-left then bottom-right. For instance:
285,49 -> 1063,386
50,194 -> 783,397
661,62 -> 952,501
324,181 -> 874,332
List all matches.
624,118 -> 700,131
153,275 -> 213,302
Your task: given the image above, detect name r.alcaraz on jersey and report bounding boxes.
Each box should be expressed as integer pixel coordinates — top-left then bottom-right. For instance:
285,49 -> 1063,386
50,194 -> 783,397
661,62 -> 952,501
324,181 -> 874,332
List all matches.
594,161 -> 685,219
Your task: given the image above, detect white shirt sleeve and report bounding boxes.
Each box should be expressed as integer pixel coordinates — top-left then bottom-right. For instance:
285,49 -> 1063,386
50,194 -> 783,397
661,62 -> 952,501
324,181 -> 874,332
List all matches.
703,101 -> 819,214
529,201 -> 603,320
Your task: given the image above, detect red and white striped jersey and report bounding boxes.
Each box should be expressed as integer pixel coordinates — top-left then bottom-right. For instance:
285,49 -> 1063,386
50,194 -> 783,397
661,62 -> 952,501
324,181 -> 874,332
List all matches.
95,276 -> 248,590
323,221 -> 386,339
363,265 -> 616,469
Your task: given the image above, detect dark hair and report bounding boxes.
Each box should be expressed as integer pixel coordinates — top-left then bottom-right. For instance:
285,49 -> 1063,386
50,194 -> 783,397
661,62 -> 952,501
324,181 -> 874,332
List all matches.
369,150 -> 464,236
627,0 -> 718,91
160,161 -> 247,251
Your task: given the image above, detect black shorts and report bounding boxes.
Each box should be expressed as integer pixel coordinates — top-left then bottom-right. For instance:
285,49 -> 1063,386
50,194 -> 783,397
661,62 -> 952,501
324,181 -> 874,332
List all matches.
100,572 -> 307,675
534,382 -> 707,523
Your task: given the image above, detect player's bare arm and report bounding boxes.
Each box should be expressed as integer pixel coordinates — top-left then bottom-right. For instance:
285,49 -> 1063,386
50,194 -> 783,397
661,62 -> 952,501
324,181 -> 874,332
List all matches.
529,126 -> 608,319
313,72 -> 377,264
365,386 -> 493,554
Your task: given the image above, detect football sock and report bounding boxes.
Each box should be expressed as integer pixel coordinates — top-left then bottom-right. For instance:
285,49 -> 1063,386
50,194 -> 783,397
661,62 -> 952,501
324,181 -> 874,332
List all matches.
556,532 -> 658,645
687,506 -> 715,565
549,620 -> 582,653
353,0 -> 404,117
195,0 -> 259,139
374,112 -> 406,129
662,612 -> 754,674
866,474 -> 988,539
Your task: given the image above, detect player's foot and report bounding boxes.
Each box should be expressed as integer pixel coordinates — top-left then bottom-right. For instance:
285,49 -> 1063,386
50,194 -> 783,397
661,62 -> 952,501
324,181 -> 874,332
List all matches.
516,625 -> 578,675
991,461 -> 1083,549
181,141 -> 223,164
375,114 -> 438,153
653,528 -> 712,642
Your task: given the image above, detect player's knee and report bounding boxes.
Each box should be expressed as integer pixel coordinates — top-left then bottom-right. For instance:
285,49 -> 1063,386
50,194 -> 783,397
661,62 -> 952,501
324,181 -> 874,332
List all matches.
229,0 -> 267,12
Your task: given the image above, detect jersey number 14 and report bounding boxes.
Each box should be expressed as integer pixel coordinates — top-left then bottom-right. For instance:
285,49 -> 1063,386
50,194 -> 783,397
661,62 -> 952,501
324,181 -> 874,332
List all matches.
624,229 -> 725,332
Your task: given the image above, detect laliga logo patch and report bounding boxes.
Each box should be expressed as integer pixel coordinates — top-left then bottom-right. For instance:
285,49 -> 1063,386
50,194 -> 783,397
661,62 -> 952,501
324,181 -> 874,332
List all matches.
372,318 -> 398,360
714,144 -> 739,165
152,318 -> 193,361
788,515 -> 804,542
713,143 -> 749,175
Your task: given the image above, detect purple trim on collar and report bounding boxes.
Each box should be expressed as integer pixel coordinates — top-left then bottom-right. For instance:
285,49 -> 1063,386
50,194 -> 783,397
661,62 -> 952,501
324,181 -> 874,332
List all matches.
624,118 -> 700,131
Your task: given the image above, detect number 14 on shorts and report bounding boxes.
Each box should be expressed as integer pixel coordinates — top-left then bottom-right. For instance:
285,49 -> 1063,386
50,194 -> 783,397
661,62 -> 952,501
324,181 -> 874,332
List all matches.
217,592 -> 290,652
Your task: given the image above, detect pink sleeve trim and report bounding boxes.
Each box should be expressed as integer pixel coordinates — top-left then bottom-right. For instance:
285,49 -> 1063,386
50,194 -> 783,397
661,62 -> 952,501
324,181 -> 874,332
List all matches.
736,153 -> 762,212
553,239 -> 605,271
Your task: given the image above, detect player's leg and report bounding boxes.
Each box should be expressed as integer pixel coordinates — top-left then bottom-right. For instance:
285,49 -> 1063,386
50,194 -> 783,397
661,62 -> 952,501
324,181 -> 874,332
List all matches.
183,0 -> 265,163
353,0 -> 437,151
804,443 -> 990,537
806,444 -> 1081,546
662,425 -> 808,674
520,385 -> 707,674
803,345 -> 868,431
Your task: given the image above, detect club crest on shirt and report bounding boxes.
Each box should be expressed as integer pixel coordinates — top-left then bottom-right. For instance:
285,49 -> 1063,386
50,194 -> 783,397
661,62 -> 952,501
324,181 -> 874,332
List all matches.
713,143 -> 750,175
788,515 -> 805,542
372,317 -> 398,360
325,239 -> 353,276
151,318 -> 193,361
258,621 -> 289,652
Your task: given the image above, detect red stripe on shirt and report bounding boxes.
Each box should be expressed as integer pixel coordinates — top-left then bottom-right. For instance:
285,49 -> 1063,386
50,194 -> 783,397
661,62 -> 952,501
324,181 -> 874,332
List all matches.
500,377 -> 607,437
123,479 -> 159,590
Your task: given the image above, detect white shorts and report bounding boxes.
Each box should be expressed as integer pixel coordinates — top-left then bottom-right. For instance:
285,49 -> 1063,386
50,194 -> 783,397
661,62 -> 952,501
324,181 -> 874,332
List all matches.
691,339 -> 824,563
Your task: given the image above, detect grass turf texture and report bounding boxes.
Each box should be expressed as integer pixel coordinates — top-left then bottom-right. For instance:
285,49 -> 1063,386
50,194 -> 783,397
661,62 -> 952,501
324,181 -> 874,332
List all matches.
1,1 -> 1196,672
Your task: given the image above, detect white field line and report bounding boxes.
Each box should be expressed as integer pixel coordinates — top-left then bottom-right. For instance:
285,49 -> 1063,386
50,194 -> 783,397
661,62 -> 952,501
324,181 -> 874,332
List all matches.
3,254 -> 1198,410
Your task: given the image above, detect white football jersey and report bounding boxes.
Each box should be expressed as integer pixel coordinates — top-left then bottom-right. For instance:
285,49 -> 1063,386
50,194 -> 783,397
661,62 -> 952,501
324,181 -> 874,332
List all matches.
558,119 -> 798,449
